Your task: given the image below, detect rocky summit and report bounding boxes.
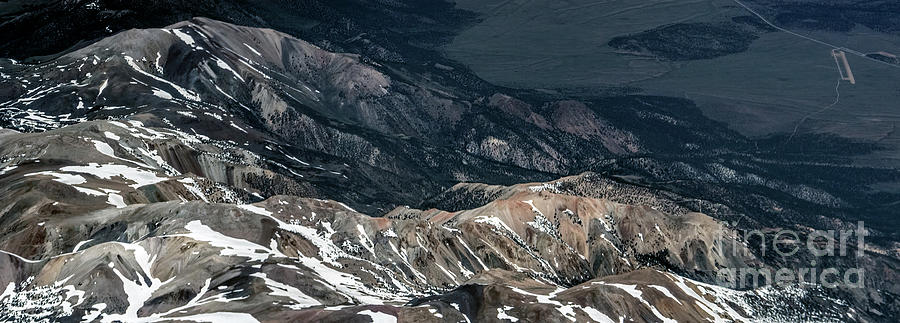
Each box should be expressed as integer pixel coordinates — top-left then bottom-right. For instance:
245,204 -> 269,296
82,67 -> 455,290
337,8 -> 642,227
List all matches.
1,1 -> 898,322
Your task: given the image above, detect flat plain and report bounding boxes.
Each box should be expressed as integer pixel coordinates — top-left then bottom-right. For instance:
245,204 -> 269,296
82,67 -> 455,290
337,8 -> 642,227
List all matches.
445,0 -> 900,169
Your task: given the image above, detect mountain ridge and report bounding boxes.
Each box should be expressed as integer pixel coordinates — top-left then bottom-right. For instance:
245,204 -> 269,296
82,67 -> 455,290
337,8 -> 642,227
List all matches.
0,13 -> 898,322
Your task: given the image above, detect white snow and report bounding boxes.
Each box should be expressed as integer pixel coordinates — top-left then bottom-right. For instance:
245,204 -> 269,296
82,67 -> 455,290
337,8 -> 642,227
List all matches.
152,89 -> 173,100
178,178 -> 209,202
524,200 -> 557,237
72,239 -> 93,253
96,79 -> 109,99
59,163 -> 169,188
296,255 -> 393,304
284,154 -> 310,166
581,306 -> 615,323
648,285 -> 682,305
203,112 -> 224,121
388,241 -> 426,283
508,286 -> 577,321
592,282 -> 675,323
25,171 -> 87,185
0,249 -> 41,263
0,165 -> 17,176
171,29 -> 197,47
527,182 -> 560,192
336,202 -> 357,213
0,276 -> 85,319
250,272 -> 320,309
92,140 -> 117,159
179,220 -> 282,262
229,121 -> 248,133
123,55 -> 201,101
456,236 -> 487,270
254,210 -> 406,303
154,52 -> 164,74
100,243 -> 174,323
434,262 -> 458,284
238,204 -> 273,216
356,310 -> 396,323
214,58 -> 244,82
473,215 -> 515,235
356,224 -> 375,255
427,308 -> 443,318
522,200 -> 541,214
104,189 -> 126,208
156,313 -> 259,323
176,111 -> 196,118
382,228 -> 398,238
243,43 -> 263,57
669,274 -> 749,322
497,306 -> 519,322
81,303 -> 107,322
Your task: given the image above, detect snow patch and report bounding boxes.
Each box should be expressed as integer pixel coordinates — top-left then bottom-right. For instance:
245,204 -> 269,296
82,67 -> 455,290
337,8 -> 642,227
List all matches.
357,309 -> 396,323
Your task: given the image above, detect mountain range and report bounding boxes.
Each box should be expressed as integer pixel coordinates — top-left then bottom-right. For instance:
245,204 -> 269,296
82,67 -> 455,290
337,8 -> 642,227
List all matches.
0,0 -> 898,322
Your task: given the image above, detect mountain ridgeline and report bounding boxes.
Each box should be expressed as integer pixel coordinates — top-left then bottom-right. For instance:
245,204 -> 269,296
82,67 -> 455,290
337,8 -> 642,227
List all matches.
0,0 -> 898,322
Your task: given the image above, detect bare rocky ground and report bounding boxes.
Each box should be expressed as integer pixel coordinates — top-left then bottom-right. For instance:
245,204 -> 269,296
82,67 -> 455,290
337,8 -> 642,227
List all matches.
0,11 -> 897,323
0,115 -> 891,321
0,119 -> 858,322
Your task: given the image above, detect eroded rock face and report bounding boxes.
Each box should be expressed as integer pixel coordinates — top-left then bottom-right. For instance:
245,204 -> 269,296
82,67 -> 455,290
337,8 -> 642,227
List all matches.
0,16 -> 897,323
1,17 -> 660,214
0,176 -> 855,322
0,120 -> 860,322
2,16 -> 888,235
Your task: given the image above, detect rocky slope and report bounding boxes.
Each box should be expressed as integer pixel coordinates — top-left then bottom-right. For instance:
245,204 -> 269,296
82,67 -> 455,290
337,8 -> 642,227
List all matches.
0,120 -> 852,321
0,118 -> 889,322
2,17 -> 897,236
0,13 -> 897,323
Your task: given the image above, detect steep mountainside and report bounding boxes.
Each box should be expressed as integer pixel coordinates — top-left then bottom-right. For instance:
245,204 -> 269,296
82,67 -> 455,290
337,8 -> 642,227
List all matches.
0,116 -> 896,321
0,120 -> 874,322
2,18 -> 896,235
0,6 -> 898,323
